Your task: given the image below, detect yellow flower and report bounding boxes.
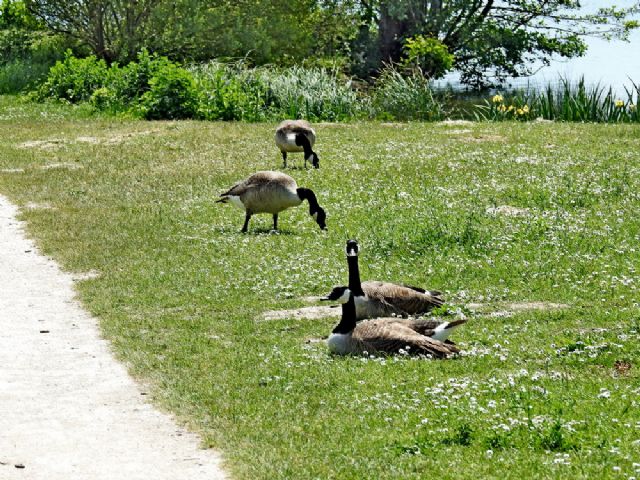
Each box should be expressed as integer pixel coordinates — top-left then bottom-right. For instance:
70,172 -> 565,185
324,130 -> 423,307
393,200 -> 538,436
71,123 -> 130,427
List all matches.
522,105 -> 530,113
615,99 -> 625,108
508,105 -> 515,112
492,94 -> 504,103
516,108 -> 524,115
498,105 -> 507,112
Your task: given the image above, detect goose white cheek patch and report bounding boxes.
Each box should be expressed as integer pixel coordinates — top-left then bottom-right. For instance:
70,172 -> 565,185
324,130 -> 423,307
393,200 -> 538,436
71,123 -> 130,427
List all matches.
336,289 -> 351,304
312,212 -> 318,221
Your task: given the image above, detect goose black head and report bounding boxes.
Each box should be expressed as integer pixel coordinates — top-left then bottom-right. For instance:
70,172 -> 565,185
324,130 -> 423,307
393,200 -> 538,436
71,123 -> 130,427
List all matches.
321,286 -> 351,304
312,207 -> 327,230
308,152 -> 320,169
346,239 -> 359,257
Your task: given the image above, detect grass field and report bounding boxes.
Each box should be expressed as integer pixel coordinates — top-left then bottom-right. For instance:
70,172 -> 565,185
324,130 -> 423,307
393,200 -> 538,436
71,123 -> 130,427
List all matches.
1,95 -> 639,479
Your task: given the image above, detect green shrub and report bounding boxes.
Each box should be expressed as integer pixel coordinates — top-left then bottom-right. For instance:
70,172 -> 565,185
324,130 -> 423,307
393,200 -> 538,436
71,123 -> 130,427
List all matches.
138,62 -> 199,120
37,50 -> 110,102
192,61 -> 269,121
112,49 -> 174,102
402,35 -> 454,79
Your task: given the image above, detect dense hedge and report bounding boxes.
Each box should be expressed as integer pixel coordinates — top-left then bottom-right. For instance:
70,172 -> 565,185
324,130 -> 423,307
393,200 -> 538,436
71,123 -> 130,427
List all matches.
21,50 -> 640,123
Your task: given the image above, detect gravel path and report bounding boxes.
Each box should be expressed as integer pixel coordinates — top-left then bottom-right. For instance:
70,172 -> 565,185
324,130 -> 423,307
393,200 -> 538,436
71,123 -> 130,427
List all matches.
0,195 -> 226,479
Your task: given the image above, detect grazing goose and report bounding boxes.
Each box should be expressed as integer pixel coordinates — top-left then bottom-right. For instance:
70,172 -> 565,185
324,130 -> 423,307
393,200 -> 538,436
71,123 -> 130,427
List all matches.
275,120 -> 319,169
216,171 -> 327,232
322,287 -> 464,357
341,239 -> 444,320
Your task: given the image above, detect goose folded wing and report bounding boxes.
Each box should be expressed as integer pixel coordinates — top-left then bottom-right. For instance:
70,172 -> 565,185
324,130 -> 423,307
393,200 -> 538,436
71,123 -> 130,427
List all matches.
362,281 -> 442,314
354,320 -> 458,358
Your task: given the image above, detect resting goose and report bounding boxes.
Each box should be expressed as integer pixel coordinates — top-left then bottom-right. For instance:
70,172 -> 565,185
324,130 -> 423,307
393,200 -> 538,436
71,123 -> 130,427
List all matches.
322,287 -> 464,357
216,171 -> 327,232
341,239 -> 444,320
275,120 -> 319,169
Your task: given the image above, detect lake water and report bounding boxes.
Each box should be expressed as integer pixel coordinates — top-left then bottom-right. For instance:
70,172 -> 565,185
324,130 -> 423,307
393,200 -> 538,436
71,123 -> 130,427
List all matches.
437,0 -> 640,96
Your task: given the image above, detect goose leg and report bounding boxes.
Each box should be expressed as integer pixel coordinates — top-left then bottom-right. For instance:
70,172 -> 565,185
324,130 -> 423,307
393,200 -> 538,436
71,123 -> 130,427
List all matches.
281,151 -> 287,168
241,211 -> 252,233
273,213 -> 278,230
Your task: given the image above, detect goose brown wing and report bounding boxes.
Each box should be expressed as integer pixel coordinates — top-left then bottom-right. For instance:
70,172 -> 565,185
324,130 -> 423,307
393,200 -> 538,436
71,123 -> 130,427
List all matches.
386,318 -> 442,336
362,281 -> 443,315
353,320 -> 458,358
220,172 -> 293,197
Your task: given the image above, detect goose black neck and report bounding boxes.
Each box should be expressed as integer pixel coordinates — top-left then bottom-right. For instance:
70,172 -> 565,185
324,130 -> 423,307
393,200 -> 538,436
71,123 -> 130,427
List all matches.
295,134 -> 313,157
296,188 -> 320,214
347,254 -> 365,296
332,296 -> 357,334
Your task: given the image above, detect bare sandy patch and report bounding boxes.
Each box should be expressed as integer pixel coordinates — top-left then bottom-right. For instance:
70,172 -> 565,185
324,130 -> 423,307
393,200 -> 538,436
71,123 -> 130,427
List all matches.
24,202 -> 56,211
103,130 -> 161,145
442,129 -> 472,135
40,162 -> 83,170
439,119 -> 474,126
75,136 -> 102,144
18,139 -> 65,150
260,305 -> 340,321
468,301 -> 568,315
463,134 -> 506,143
486,205 -> 531,217
71,270 -> 101,281
0,168 -> 25,173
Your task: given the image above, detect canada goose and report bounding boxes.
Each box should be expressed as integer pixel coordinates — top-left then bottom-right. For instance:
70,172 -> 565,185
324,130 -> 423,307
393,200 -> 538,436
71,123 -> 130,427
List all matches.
216,171 -> 327,232
275,120 -> 319,169
321,287 -> 464,357
339,239 -> 444,320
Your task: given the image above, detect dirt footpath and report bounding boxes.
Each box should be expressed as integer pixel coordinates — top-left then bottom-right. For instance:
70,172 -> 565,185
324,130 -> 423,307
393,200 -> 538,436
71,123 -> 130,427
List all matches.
0,195 -> 226,480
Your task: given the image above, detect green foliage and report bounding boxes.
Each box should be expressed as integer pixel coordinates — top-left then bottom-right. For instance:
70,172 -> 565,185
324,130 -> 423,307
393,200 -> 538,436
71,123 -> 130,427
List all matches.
138,62 -> 199,120
36,51 -> 110,102
351,1 -> 639,87
0,0 -> 41,29
260,65 -> 359,121
113,50 -> 174,102
402,35 -> 454,79
192,61 -> 270,122
371,65 -> 444,121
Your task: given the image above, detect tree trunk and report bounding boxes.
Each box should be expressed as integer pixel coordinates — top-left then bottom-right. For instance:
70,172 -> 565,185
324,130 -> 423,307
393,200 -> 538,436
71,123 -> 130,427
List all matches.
377,3 -> 408,64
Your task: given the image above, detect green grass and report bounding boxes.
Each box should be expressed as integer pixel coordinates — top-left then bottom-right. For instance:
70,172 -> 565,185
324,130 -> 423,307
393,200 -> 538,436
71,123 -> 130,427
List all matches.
1,94 -> 639,479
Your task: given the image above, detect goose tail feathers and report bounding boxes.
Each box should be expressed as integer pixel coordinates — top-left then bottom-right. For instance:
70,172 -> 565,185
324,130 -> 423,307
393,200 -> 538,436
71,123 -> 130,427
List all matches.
431,319 -> 467,342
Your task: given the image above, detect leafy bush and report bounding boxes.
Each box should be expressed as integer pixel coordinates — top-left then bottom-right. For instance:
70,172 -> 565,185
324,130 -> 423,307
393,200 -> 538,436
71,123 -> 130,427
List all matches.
37,50 -> 110,102
138,62 -> 199,120
192,61 -> 270,121
402,35 -> 454,79
112,49 -> 174,102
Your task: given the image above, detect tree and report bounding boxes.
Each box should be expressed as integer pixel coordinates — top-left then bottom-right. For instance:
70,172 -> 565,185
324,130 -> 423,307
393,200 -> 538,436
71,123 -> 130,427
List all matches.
25,0 -> 162,62
24,0 -> 360,66
351,0 -> 640,87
